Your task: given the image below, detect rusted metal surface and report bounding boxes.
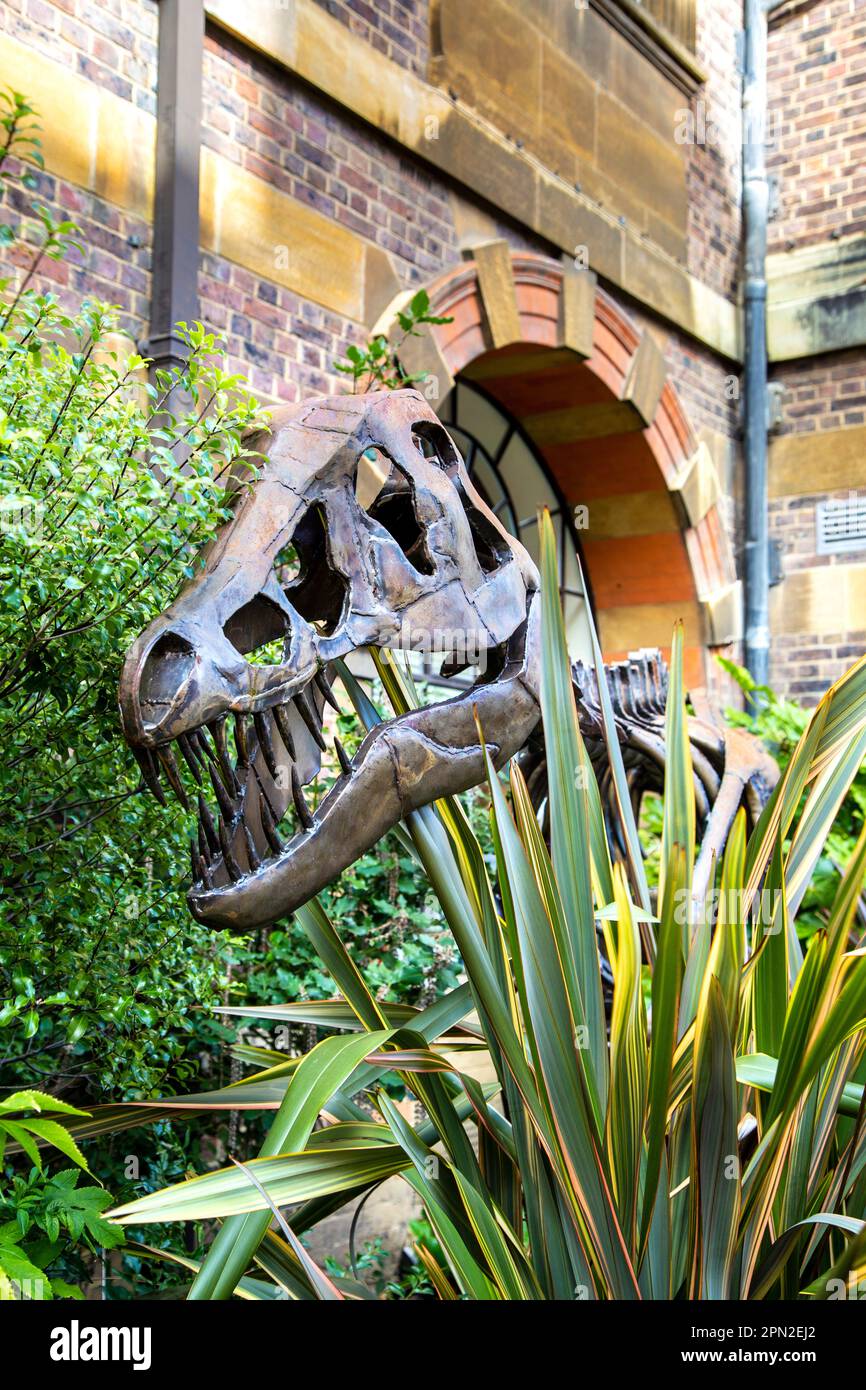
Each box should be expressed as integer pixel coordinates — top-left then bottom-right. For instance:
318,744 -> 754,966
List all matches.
119,387 -> 777,934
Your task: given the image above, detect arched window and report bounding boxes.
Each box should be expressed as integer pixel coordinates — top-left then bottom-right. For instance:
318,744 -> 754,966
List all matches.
440,378 -> 594,662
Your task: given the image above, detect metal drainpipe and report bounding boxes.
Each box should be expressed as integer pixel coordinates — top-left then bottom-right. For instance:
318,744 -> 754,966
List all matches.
148,0 -> 204,380
739,0 -> 772,695
742,0 -> 771,695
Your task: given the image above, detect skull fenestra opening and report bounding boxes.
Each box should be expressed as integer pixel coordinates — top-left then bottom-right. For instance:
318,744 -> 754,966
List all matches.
118,389 -> 543,933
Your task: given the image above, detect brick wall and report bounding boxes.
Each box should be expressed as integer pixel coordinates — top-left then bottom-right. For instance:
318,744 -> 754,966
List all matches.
762,0 -> 866,699
0,0 -> 158,110
686,0 -> 742,299
1,164 -> 152,336
202,26 -> 457,284
770,625 -> 866,703
767,350 -> 866,701
0,0 -> 156,330
198,20 -> 460,399
767,0 -> 866,254
199,251 -> 361,404
311,0 -> 429,76
773,349 -> 866,435
1,0 -> 748,372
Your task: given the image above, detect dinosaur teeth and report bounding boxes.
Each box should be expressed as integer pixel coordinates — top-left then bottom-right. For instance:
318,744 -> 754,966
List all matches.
177,732 -> 203,785
294,685 -> 326,752
157,745 -> 190,811
208,760 -> 236,824
233,713 -> 250,765
190,839 -> 213,889
272,702 -> 296,761
209,717 -> 240,794
254,711 -> 280,779
142,696 -> 325,882
252,763 -> 280,825
291,763 -> 314,831
334,737 -> 352,777
133,746 -> 166,806
314,667 -> 341,713
194,728 -> 218,766
218,814 -> 243,881
242,821 -> 261,871
198,793 -> 220,857
259,794 -> 284,855
240,811 -> 261,867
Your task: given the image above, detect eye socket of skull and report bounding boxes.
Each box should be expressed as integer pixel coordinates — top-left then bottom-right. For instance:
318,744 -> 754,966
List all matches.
411,419 -> 458,467
411,418 -> 511,575
356,447 -> 434,576
279,502 -> 349,636
354,446 -> 390,509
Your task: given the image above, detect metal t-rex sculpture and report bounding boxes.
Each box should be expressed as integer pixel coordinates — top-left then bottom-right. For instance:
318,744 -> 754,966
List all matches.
118,389 -> 776,933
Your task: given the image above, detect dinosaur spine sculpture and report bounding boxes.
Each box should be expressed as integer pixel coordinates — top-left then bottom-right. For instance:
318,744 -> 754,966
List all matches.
119,389 -> 775,931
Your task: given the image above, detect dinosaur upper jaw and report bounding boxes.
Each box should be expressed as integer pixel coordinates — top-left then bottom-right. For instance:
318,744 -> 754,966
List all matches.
135,594 -> 540,933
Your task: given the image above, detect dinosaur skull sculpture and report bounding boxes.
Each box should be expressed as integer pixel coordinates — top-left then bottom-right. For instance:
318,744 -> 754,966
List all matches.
119,390 -> 542,932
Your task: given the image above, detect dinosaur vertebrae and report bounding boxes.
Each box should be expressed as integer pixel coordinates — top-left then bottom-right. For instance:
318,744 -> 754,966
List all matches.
519,648 -> 777,866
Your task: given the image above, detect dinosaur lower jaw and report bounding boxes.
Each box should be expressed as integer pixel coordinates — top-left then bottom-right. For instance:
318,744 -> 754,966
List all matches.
183,633 -> 539,932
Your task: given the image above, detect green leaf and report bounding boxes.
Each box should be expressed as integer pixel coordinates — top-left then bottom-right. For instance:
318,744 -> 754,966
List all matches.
689,977 -> 739,1300
661,621 -> 695,951
15,1119 -> 91,1173
605,866 -> 647,1246
0,1120 -> 42,1171
537,507 -> 608,1115
108,1143 -> 406,1224
185,1027 -> 394,1299
0,1240 -> 51,1298
485,738 -> 638,1298
639,842 -> 685,1253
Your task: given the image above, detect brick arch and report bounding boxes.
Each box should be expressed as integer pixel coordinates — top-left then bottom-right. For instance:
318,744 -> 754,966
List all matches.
374,248 -> 739,689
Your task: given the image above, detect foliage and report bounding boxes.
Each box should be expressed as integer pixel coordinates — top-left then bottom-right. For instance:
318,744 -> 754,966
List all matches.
333,288 -> 451,394
0,1170 -> 123,1302
245,851 -> 459,1013
0,1090 -> 122,1299
721,656 -> 866,935
60,513 -> 866,1301
4,1168 -> 122,1261
323,1238 -> 389,1295
0,90 -> 270,1105
0,1089 -> 91,1174
322,1231 -> 437,1300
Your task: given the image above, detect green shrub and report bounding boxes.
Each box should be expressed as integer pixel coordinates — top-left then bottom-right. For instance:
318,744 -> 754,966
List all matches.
721,657 -> 866,936
0,1089 -> 122,1299
0,94 -> 267,1101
